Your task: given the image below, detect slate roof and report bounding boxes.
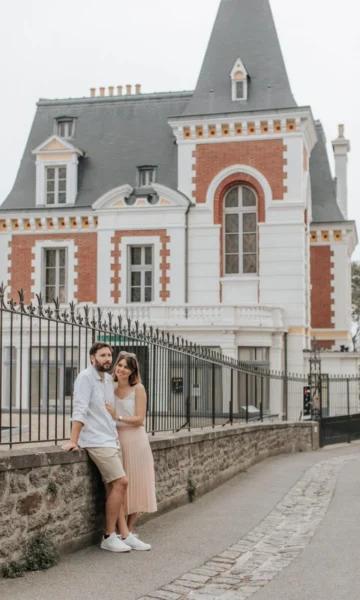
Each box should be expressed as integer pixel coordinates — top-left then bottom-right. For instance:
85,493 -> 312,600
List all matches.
310,121 -> 344,223
1,93 -> 191,210
184,0 -> 296,116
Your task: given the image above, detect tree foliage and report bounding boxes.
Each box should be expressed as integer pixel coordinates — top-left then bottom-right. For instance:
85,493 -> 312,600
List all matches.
351,261 -> 360,350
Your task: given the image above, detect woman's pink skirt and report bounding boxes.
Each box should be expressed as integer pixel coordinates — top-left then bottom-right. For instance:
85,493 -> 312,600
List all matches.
118,426 -> 157,514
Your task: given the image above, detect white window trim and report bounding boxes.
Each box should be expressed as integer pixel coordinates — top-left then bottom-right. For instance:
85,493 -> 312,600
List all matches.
230,58 -> 248,102
120,236 -> 160,303
45,164 -> 67,206
35,156 -> 79,207
32,239 -> 77,303
127,245 -> 154,303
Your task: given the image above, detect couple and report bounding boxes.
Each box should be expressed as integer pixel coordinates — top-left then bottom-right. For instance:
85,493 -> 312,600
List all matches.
63,342 -> 157,552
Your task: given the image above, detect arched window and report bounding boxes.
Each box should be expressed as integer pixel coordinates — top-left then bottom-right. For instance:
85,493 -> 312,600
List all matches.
224,185 -> 257,274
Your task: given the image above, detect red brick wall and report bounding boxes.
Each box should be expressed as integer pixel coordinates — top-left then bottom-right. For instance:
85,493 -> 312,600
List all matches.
310,246 -> 334,329
193,139 -> 286,203
111,230 -> 170,303
9,233 -> 97,303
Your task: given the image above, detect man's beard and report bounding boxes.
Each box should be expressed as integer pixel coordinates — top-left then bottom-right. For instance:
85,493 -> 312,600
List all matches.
94,359 -> 112,372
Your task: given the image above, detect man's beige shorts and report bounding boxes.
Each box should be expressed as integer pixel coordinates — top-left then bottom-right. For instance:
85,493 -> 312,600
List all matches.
86,447 -> 126,483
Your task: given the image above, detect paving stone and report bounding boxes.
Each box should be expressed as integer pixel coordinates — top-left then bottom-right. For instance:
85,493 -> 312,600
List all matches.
144,455 -> 356,600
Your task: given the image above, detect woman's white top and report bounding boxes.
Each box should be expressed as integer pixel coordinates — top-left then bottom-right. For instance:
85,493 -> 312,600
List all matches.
115,388 -> 136,420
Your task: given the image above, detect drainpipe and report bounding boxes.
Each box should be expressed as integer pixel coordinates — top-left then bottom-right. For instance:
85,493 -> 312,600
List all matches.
178,191 -> 193,319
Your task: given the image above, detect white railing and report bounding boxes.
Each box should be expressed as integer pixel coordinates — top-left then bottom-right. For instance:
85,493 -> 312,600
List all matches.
96,303 -> 285,331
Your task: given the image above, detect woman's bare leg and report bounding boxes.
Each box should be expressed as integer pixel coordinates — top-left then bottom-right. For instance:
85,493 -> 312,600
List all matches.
127,512 -> 139,532
117,503 -> 130,539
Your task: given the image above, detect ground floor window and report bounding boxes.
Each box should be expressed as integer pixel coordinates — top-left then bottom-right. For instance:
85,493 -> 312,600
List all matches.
30,347 -> 78,410
238,346 -> 270,413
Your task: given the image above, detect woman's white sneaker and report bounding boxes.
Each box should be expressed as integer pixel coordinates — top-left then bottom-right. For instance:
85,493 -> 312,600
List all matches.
100,532 -> 131,552
123,532 -> 151,551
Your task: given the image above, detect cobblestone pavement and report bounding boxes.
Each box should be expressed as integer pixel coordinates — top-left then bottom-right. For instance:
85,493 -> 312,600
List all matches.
139,454 -> 357,600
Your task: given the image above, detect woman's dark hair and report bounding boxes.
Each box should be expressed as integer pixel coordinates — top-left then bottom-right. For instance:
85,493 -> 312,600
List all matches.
89,342 -> 113,357
113,351 -> 141,386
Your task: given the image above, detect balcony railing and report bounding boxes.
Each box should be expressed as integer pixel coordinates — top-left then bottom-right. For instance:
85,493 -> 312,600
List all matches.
91,304 -> 285,330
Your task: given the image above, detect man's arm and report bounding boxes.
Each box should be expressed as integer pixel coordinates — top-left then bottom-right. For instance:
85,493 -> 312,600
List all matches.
63,421 -> 83,451
63,372 -> 91,451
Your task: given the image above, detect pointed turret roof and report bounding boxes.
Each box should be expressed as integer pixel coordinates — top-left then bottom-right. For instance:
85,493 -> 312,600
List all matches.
183,0 -> 296,116
310,122 -> 344,223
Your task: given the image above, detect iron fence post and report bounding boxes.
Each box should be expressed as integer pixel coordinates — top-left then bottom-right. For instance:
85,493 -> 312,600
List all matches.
212,362 -> 215,428
245,372 -> 249,423
230,368 -> 233,425
347,378 -> 351,444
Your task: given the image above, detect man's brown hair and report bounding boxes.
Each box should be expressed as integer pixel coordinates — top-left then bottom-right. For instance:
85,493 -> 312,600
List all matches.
89,342 -> 113,357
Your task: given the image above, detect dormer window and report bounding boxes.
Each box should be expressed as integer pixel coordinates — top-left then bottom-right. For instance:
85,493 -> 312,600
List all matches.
138,166 -> 157,187
230,59 -> 248,101
46,166 -> 67,205
32,135 -> 83,207
56,118 -> 75,138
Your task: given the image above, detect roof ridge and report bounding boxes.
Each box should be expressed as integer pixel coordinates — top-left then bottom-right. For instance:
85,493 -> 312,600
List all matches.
38,90 -> 193,107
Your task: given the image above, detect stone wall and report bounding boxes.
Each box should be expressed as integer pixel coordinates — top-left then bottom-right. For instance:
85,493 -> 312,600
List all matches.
0,422 -> 318,569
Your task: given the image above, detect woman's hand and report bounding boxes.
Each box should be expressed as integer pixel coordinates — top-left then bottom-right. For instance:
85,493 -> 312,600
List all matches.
105,403 -> 116,420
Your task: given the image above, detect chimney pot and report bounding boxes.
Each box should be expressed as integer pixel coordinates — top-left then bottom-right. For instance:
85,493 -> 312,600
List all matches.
90,88 -> 96,97
117,85 -> 123,96
108,86 -> 114,96
126,84 -> 132,95
99,87 -> 105,97
338,123 -> 344,138
135,83 -> 141,94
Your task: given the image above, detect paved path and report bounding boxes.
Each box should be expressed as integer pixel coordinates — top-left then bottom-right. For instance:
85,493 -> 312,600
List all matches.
1,443 -> 360,600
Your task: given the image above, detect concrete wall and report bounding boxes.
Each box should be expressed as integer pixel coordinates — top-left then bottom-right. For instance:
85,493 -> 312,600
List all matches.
0,422 -> 318,570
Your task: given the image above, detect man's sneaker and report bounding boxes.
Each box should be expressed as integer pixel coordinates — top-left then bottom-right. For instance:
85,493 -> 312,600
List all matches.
100,532 -> 131,552
123,532 -> 151,551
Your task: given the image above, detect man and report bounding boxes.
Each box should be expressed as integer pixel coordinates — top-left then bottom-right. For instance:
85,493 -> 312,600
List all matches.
63,342 -> 138,552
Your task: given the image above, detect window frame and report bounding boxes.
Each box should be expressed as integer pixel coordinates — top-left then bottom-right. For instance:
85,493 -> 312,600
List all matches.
137,166 -> 157,187
45,164 -> 67,206
223,185 -> 258,276
42,247 -> 68,304
56,118 -> 75,138
127,244 -> 154,303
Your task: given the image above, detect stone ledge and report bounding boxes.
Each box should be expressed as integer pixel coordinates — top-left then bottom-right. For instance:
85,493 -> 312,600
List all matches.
0,422 -> 318,469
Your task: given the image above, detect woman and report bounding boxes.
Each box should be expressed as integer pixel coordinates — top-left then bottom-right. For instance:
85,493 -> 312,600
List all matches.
106,351 -> 157,550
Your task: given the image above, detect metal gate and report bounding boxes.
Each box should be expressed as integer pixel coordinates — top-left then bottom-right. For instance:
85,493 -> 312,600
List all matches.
319,376 -> 360,446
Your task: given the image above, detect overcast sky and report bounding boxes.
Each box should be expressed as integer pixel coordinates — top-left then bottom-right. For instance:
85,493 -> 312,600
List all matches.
1,0 -> 359,254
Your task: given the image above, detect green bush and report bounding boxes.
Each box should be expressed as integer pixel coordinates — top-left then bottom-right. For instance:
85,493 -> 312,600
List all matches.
187,477 -> 196,503
46,480 -> 58,499
23,533 -> 59,572
1,561 -> 25,579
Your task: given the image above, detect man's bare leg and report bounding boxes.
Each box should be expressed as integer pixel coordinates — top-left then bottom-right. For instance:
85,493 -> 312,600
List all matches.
105,476 -> 128,534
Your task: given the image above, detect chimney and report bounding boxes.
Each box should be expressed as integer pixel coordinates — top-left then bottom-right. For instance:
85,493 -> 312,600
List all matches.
135,83 -> 141,95
332,123 -> 350,219
99,87 -> 105,97
126,84 -> 132,95
117,85 -> 123,96
90,87 -> 96,97
108,86 -> 114,96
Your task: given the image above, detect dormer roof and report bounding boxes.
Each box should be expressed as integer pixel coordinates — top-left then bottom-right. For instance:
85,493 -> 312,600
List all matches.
32,135 -> 83,156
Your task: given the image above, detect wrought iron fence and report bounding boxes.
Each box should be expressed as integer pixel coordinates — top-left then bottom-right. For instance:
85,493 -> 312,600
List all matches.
1,286 -> 359,448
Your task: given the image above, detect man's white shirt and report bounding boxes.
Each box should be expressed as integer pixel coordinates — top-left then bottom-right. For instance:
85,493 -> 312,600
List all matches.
72,365 -> 118,448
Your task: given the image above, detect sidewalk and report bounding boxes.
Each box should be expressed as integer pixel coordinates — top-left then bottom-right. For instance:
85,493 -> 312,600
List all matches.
1,443 -> 359,600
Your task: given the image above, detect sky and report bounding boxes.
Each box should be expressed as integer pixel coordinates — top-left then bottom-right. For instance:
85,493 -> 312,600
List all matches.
1,0 -> 359,254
